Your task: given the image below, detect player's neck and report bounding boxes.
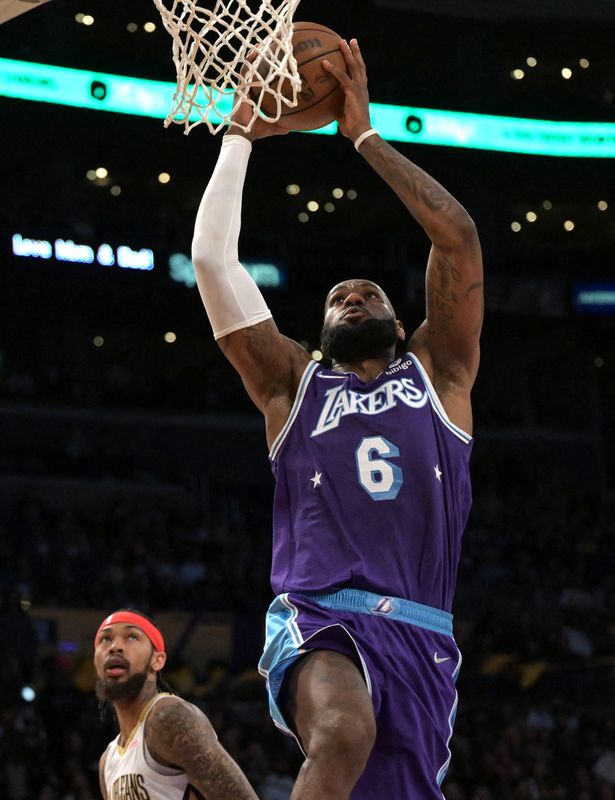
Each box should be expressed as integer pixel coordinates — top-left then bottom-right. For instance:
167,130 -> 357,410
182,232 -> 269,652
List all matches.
113,684 -> 159,746
332,354 -> 394,382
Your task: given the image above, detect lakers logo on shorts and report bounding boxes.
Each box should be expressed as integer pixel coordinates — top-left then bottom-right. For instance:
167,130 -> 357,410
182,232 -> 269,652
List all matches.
371,597 -> 394,615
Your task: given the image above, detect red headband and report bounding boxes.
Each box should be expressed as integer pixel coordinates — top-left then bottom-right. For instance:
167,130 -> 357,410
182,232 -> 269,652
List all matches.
95,611 -> 165,654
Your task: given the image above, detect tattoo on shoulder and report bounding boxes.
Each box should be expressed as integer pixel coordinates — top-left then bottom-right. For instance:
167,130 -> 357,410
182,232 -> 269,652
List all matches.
398,157 -> 452,213
149,699 -> 255,799
149,698 -> 211,763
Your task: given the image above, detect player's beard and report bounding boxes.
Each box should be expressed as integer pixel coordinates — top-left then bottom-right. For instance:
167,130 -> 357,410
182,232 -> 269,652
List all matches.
321,317 -> 399,363
96,668 -> 148,703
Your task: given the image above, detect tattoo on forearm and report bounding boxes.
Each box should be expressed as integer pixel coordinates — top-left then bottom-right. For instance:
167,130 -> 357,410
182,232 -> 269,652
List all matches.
427,253 -> 462,337
360,141 -> 482,346
366,138 -> 456,216
417,176 -> 453,213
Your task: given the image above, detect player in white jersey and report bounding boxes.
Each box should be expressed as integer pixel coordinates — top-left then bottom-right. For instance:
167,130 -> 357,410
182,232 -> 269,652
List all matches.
94,609 -> 258,800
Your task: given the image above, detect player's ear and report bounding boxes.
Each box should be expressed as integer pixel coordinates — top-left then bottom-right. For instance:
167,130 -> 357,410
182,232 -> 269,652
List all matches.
396,320 -> 406,342
151,651 -> 167,672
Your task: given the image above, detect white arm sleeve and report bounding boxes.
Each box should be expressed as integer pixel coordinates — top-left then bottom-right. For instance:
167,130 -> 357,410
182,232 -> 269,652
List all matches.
191,135 -> 272,340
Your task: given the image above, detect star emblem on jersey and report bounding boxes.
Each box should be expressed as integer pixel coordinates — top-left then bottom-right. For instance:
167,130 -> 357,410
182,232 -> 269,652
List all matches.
310,471 -> 322,488
434,465 -> 442,482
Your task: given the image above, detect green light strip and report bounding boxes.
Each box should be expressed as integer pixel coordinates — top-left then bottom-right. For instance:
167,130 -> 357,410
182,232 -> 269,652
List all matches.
0,57 -> 336,135
0,57 -> 175,119
1,57 -> 615,156
370,103 -> 615,157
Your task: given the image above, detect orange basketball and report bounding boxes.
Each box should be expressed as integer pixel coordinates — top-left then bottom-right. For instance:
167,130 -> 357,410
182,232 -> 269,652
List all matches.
256,21 -> 346,131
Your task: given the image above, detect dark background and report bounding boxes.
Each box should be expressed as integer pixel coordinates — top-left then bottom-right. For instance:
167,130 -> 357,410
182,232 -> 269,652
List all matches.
1,1 -> 614,799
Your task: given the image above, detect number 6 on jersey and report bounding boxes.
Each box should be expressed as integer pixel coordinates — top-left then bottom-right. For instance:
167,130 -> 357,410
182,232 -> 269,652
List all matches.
355,436 -> 403,501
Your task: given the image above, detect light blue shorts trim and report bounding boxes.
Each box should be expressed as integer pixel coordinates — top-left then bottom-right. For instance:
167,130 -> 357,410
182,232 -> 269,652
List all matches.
258,593 -> 316,739
258,589 -> 453,737
305,588 -> 453,636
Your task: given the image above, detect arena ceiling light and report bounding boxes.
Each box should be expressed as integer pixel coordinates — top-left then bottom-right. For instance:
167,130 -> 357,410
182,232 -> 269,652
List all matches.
2,57 -> 615,158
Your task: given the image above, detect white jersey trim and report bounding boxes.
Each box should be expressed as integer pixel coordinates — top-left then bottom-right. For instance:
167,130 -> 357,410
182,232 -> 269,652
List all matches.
407,353 -> 472,444
269,360 -> 319,461
279,592 -> 303,648
436,641 -> 463,788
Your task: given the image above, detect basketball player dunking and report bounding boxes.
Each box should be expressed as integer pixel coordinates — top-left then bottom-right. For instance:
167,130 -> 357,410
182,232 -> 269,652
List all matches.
191,39 -> 483,799
94,609 -> 258,800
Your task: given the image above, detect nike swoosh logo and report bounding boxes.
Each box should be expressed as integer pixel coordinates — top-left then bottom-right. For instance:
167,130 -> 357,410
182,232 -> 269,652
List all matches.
434,653 -> 451,664
317,374 -> 347,380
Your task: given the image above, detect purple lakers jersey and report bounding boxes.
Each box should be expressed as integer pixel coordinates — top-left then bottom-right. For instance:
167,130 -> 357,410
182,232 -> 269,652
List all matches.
269,352 -> 473,612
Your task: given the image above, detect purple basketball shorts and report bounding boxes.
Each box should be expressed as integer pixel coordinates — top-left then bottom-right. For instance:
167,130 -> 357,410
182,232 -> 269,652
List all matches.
258,588 -> 461,799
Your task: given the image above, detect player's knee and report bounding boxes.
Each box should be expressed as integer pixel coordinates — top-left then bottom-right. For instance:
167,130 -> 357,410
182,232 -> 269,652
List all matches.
308,708 -> 376,766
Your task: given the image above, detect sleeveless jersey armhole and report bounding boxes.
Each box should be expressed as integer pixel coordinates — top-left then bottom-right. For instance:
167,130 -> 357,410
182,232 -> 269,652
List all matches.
269,360 -> 319,461
407,352 -> 473,444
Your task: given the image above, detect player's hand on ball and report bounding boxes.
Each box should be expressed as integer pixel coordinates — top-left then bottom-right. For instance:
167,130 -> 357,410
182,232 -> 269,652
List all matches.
227,99 -> 290,141
226,51 -> 290,141
323,38 -> 372,142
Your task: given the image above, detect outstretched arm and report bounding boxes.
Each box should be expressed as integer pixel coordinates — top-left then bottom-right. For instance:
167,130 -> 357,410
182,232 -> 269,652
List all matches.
146,698 -> 258,800
324,40 -> 483,430
192,106 -> 309,446
357,138 -> 482,387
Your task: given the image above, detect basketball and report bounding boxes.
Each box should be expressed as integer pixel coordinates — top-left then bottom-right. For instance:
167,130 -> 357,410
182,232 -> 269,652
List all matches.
255,21 -> 346,131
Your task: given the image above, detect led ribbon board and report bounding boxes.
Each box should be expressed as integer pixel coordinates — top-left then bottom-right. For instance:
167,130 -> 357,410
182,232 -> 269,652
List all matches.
0,57 -> 336,134
572,283 -> 615,315
2,57 -> 615,156
370,104 -> 615,158
12,232 -> 154,270
9,231 -> 284,288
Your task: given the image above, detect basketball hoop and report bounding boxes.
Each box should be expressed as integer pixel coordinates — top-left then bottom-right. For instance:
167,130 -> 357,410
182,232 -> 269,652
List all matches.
153,0 -> 303,135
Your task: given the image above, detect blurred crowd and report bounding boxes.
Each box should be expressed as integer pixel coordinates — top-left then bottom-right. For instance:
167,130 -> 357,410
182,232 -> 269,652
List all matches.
1,442 -> 614,799
1,489 -> 272,613
0,345 -> 242,416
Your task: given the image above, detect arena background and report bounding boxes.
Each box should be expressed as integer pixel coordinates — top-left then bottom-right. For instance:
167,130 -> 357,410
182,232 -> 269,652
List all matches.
1,1 -> 615,797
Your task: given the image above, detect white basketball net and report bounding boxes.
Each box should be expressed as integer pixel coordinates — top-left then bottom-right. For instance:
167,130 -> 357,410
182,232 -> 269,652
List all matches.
153,0 -> 303,134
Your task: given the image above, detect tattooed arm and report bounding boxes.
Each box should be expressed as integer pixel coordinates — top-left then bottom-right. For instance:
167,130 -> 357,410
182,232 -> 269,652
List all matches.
146,697 -> 259,800
325,39 -> 483,434
219,322 -> 310,449
361,136 -> 482,432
